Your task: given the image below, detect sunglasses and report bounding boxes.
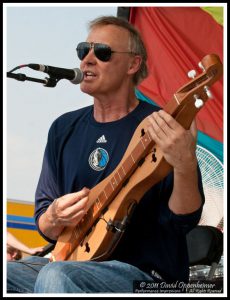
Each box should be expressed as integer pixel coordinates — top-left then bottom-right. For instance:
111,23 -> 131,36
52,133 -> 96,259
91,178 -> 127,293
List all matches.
76,42 -> 135,62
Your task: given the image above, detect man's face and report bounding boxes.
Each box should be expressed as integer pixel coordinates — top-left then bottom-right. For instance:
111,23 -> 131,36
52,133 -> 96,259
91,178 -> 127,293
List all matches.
79,25 -> 134,97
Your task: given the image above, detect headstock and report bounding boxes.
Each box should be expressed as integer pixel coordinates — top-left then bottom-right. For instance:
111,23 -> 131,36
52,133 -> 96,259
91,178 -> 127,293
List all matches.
163,54 -> 223,129
174,54 -> 223,109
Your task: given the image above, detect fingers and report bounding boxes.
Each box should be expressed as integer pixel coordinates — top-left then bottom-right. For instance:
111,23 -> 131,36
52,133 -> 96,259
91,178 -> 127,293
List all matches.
57,187 -> 90,209
29,247 -> 44,255
51,187 -> 90,226
147,110 -> 183,144
65,194 -> 89,219
147,110 -> 198,171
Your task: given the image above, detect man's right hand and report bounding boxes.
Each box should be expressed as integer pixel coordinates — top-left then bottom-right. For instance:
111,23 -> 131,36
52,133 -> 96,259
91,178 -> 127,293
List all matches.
48,187 -> 90,227
38,187 -> 90,241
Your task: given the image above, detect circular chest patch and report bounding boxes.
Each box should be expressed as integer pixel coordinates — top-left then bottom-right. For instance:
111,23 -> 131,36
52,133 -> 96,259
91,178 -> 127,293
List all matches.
88,147 -> 109,171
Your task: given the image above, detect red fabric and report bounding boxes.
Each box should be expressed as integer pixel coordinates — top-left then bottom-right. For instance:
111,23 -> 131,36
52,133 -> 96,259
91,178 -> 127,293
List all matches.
130,7 -> 223,142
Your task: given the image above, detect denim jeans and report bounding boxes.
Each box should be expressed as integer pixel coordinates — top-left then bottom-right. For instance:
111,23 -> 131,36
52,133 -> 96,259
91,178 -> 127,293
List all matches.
7,256 -> 154,293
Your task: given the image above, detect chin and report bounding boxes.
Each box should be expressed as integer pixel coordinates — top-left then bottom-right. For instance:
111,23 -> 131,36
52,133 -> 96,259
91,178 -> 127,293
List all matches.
80,84 -> 96,96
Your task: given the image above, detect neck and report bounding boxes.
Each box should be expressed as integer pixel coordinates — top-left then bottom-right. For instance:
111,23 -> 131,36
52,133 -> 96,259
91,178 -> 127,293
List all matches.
93,91 -> 139,123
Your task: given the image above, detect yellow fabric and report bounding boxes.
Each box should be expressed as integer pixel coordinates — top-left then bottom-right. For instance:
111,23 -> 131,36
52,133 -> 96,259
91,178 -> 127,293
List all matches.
202,7 -> 223,25
7,200 -> 47,247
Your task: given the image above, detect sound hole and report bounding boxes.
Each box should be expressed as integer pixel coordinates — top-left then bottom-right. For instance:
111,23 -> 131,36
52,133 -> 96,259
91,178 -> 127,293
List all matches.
141,128 -> 145,137
151,148 -> 157,162
85,242 -> 90,253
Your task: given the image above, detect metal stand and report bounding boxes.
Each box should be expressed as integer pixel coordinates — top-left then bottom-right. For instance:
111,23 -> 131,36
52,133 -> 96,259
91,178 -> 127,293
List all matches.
7,71 -> 59,87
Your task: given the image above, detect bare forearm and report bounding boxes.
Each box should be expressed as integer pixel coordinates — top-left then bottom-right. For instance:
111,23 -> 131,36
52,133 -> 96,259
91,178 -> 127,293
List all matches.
168,166 -> 202,215
7,232 -> 43,254
146,111 -> 202,215
7,232 -> 30,253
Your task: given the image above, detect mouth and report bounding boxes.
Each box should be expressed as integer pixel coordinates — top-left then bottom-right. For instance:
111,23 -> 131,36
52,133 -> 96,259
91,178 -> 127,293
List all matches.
83,71 -> 97,80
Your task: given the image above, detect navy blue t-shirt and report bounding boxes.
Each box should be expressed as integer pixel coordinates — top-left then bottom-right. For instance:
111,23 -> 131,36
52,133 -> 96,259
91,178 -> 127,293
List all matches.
35,100 -> 204,282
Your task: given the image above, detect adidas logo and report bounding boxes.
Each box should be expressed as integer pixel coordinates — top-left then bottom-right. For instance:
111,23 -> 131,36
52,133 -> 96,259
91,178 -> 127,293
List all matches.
96,135 -> 107,143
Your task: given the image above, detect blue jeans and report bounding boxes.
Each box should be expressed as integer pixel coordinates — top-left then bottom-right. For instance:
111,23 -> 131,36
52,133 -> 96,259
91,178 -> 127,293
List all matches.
7,256 -> 154,293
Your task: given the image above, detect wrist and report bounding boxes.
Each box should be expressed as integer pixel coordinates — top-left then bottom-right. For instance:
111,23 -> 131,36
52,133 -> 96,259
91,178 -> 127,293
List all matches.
174,158 -> 198,176
46,199 -> 58,226
39,202 -> 64,241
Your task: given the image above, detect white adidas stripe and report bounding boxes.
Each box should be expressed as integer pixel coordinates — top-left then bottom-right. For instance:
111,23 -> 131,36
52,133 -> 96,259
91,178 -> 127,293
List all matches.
96,135 -> 107,143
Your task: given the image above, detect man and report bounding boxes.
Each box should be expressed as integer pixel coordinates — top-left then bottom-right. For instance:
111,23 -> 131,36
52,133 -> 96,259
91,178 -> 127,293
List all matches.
7,16 -> 204,293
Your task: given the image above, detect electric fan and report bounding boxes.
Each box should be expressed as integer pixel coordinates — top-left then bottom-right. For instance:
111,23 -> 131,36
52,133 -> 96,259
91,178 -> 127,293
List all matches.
196,145 -> 224,230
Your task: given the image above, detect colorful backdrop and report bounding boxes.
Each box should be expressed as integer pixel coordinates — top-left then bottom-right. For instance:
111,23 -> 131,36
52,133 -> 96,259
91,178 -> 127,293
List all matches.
129,7 -> 223,163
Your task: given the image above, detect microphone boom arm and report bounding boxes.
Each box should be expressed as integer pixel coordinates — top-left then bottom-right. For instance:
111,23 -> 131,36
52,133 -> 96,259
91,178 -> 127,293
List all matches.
7,72 -> 59,87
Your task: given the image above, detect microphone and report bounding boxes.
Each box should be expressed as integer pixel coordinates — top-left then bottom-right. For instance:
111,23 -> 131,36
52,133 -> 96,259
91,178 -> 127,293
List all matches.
28,64 -> 84,84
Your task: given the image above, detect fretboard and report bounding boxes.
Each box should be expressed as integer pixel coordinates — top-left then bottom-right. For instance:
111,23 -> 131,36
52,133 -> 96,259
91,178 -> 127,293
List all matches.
73,129 -> 154,242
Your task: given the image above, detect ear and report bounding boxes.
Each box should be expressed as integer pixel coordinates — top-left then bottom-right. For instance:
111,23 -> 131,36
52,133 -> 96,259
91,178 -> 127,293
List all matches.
127,55 -> 142,75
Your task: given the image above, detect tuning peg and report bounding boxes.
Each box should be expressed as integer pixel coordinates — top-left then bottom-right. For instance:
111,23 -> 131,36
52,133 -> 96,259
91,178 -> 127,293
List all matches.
198,61 -> 205,72
195,99 -> 204,108
194,94 -> 204,108
187,70 -> 197,79
204,85 -> 213,99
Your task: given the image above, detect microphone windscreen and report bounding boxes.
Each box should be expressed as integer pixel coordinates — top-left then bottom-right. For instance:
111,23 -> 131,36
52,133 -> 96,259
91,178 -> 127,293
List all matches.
71,68 -> 84,84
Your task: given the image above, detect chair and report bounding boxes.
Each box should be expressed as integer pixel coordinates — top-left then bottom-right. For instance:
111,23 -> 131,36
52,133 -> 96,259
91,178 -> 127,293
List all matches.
186,225 -> 223,280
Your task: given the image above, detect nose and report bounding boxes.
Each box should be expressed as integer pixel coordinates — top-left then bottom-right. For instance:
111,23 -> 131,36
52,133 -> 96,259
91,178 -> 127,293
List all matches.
82,43 -> 96,64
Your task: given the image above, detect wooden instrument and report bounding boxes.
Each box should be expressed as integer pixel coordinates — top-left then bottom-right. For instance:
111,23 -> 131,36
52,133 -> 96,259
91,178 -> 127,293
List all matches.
50,54 -> 223,262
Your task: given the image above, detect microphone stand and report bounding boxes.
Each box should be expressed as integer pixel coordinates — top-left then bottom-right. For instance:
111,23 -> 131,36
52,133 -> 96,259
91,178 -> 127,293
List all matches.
7,72 -> 59,87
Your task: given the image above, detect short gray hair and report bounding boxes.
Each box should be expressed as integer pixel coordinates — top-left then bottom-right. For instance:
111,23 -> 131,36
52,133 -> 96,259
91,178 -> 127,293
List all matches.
88,16 -> 148,86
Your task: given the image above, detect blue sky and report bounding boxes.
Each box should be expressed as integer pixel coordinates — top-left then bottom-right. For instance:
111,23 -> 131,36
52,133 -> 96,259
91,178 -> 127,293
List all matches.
5,4 -> 118,202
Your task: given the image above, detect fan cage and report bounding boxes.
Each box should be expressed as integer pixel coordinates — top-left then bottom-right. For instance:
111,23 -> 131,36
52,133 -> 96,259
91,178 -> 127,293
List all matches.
196,145 -> 223,230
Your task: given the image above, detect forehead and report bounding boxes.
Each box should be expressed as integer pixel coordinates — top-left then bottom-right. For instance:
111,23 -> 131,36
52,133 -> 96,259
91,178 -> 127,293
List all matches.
87,25 -> 130,46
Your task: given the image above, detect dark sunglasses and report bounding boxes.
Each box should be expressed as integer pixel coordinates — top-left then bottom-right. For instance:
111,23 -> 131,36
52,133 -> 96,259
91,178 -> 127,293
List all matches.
76,42 -> 135,62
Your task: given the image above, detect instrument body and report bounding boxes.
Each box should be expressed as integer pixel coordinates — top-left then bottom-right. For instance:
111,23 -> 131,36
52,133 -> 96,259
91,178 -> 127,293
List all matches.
51,54 -> 223,262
